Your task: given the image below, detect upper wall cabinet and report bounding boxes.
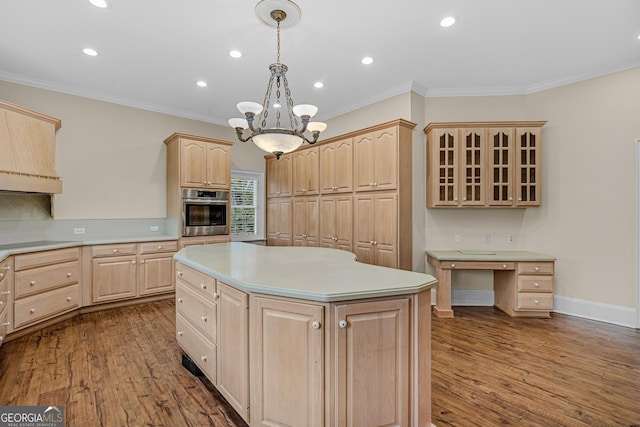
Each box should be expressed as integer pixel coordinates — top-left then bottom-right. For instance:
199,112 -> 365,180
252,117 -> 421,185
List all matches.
266,154 -> 292,198
354,127 -> 398,192
292,147 -> 319,196
425,121 -> 546,208
164,133 -> 233,190
320,137 -> 353,194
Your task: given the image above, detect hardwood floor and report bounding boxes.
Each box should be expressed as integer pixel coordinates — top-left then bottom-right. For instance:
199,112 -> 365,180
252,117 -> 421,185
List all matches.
432,307 -> 640,427
0,301 -> 638,426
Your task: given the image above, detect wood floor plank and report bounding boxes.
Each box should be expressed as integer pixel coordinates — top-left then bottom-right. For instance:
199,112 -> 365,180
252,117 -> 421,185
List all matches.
1,301 -> 639,426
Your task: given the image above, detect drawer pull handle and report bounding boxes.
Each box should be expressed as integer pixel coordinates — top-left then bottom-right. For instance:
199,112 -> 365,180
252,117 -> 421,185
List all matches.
201,355 -> 207,362
67,297 -> 72,302
338,320 -> 347,329
534,282 -> 540,288
178,331 -> 183,337
201,283 -> 207,290
201,316 -> 207,322
502,264 -> 507,269
178,298 -> 183,303
451,263 -> 456,268
312,321 -> 321,329
113,249 -> 118,253
177,271 -> 183,276
158,246 -> 163,250
534,266 -> 540,272
30,308 -> 36,313
534,300 -> 540,305
67,272 -> 72,277
30,280 -> 36,286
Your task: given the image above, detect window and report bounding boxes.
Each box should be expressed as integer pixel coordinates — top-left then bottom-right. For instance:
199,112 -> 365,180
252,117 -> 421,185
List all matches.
231,170 -> 264,241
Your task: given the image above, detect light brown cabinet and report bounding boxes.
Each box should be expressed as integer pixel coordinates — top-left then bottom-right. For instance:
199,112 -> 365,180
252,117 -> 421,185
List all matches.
425,121 -> 545,208
354,192 -> 398,269
166,135 -> 232,189
250,295 -> 324,427
266,154 -> 293,198
334,298 -> 410,426
494,261 -> 554,317
293,196 -> 319,247
320,138 -> 353,194
91,241 -> 176,304
266,198 -> 293,246
0,257 -> 12,346
12,248 -> 81,330
292,147 -> 319,196
319,195 -> 353,251
179,235 -> 231,249
266,119 -> 415,270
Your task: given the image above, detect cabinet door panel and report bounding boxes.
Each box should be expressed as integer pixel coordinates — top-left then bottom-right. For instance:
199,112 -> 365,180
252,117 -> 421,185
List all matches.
180,140 -> 206,188
320,143 -> 337,193
353,133 -> 375,192
335,299 -> 409,427
206,144 -> 230,189
515,127 -> 541,206
374,128 -> 398,191
459,128 -> 485,206
278,154 -> 293,197
487,128 -> 515,206
139,255 -> 174,296
92,256 -> 137,303
319,196 -> 337,248
251,296 -> 324,427
334,138 -> 353,193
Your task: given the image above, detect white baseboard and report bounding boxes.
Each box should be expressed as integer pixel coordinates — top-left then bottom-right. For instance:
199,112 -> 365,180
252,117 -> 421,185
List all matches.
441,290 -> 638,329
553,295 -> 637,328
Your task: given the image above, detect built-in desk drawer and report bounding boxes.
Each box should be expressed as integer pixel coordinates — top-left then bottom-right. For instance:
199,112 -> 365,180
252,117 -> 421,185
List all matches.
518,276 -> 554,292
14,283 -> 80,329
92,244 -> 137,258
176,313 -> 217,383
518,262 -> 554,275
443,261 -> 515,271
517,293 -> 553,311
15,260 -> 80,298
176,283 -> 217,342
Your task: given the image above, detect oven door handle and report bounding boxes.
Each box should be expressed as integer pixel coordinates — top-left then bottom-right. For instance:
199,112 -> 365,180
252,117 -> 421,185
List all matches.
183,199 -> 228,205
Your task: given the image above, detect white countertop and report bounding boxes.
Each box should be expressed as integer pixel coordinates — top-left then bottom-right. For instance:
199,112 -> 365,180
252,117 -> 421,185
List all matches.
174,242 -> 438,302
426,250 -> 556,262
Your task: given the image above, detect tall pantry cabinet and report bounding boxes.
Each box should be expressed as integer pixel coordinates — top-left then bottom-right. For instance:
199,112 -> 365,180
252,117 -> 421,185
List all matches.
266,119 -> 415,270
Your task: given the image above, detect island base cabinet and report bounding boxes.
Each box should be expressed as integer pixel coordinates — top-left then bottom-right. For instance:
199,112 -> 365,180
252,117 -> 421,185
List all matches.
250,296 -> 324,427
176,313 -> 217,382
333,298 -> 410,427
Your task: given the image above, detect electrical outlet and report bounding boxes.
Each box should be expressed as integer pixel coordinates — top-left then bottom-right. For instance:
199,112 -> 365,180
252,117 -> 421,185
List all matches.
484,233 -> 492,244
454,233 -> 462,242
507,233 -> 516,244
73,227 -> 86,235
150,226 -> 160,232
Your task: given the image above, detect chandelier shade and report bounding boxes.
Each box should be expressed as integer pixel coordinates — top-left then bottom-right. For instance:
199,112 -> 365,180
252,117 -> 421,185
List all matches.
228,0 -> 326,159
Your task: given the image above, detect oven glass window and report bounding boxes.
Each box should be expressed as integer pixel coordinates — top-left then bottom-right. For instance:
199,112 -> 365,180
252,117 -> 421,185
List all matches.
185,204 -> 226,227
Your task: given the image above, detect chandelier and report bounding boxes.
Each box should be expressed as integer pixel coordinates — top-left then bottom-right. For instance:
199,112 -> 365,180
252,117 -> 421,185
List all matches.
228,0 -> 326,159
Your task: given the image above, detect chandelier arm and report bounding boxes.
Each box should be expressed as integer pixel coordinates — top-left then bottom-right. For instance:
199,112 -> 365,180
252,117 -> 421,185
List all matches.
233,127 -> 254,143
301,130 -> 321,145
244,112 -> 261,133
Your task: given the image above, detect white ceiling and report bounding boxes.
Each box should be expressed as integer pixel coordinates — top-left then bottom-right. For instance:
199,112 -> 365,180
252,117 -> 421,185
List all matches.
1,0 -> 639,125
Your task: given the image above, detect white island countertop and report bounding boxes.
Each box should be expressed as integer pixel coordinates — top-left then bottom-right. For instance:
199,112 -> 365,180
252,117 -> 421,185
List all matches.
174,242 -> 438,302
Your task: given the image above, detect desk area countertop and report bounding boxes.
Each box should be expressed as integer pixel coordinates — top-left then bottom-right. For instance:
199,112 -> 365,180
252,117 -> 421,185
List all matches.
175,242 -> 438,303
426,250 -> 556,262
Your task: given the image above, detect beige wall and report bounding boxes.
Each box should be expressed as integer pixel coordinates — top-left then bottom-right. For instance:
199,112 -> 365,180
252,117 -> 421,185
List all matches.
0,81 -> 264,219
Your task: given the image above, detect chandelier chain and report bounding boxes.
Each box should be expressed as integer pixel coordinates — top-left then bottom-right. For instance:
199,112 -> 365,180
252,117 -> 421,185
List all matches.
276,21 -> 281,64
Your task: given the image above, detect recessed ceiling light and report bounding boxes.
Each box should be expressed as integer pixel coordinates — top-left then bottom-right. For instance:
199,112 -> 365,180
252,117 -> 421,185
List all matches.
314,82 -> 324,88
196,81 -> 207,88
637,34 -> 640,40
89,0 -> 108,8
83,48 -> 98,56
440,16 -> 456,27
361,57 -> 374,65
229,50 -> 242,58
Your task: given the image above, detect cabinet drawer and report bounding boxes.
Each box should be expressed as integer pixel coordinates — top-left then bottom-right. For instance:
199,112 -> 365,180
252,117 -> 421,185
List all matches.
92,244 -> 137,258
517,262 -> 554,275
518,276 -> 554,292
516,292 -> 553,311
15,260 -> 80,299
176,263 -> 216,301
176,313 -> 217,383
0,309 -> 7,347
14,247 -> 80,271
139,241 -> 178,254
14,283 -> 80,329
176,283 -> 217,342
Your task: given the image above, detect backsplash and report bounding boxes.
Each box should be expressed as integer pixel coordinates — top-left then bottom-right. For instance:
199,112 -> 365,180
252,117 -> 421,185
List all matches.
0,192 -> 52,220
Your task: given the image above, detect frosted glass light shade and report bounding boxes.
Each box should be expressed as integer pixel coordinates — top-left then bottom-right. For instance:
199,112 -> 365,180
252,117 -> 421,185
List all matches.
237,101 -> 263,115
306,122 -> 327,133
292,104 -> 318,118
252,132 -> 303,154
228,118 -> 249,129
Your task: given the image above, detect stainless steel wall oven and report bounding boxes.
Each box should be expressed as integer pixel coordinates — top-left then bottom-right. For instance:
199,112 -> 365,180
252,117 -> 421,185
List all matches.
181,188 -> 229,237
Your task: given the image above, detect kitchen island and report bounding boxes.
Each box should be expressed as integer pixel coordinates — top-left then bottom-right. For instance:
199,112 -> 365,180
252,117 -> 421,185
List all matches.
174,242 -> 437,427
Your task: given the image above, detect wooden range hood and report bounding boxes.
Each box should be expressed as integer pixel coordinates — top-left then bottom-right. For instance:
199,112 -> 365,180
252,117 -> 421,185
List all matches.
0,99 -> 62,194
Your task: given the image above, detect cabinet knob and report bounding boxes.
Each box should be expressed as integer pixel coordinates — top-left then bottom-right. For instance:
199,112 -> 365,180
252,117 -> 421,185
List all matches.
201,355 -> 207,362
178,331 -> 183,337
0,291 -> 9,296
67,272 -> 72,277
178,298 -> 183,303
509,197 -> 513,201
177,271 -> 183,276
534,299 -> 540,305
66,297 -> 72,302
113,249 -> 118,253
132,260 -> 136,265
369,241 -> 374,245
0,273 -> 3,279
201,283 -> 207,290
0,301 -> 3,306
201,316 -> 207,322
1,322 -> 9,327
158,245 -> 163,250
140,260 -> 145,264
534,266 -> 540,272
30,308 -> 36,313
534,282 -> 540,288
370,183 -> 374,187
454,198 -> 458,202
502,264 -> 507,269
30,280 -> 36,286
518,197 -> 523,201
312,321 -> 321,329
213,292 -> 219,300
451,263 -> 456,268
463,197 -> 467,201
0,336 -> 3,342
2,266 -> 10,271
338,320 -> 347,329
373,182 -> 377,187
